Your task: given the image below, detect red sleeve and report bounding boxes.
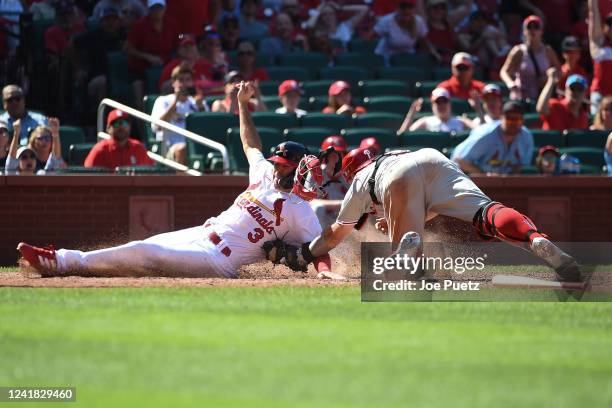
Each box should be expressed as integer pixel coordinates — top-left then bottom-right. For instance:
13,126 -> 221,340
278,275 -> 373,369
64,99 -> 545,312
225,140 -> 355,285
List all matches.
135,143 -> 155,166
474,80 -> 485,94
314,254 -> 332,272
437,80 -> 450,91
254,68 -> 269,81
541,100 -> 564,131
83,143 -> 107,168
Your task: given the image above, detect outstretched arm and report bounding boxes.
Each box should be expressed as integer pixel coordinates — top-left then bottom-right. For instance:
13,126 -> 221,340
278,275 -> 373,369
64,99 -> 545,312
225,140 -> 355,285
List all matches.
589,0 -> 604,57
309,222 -> 354,258
237,81 -> 262,161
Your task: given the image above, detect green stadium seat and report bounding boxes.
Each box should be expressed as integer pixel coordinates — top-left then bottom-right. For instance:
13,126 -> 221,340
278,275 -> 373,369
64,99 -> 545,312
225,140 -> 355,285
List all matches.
524,112 -> 542,129
520,165 -> 540,174
564,129 -> 609,148
414,80 -> 440,97
348,39 -> 377,53
530,129 -> 564,148
300,113 -> 351,133
69,143 -> 96,165
303,80 -> 334,97
228,51 -> 274,67
261,95 -> 282,111
398,131 -> 452,150
145,66 -> 162,94
341,128 -> 397,151
227,127 -> 284,173
283,127 -> 335,152
358,80 -> 410,97
363,96 -> 412,115
251,112 -> 299,130
579,164 -> 602,174
258,80 -> 281,97
185,112 -> 237,168
432,67 -> 452,80
450,130 -> 470,146
55,166 -> 112,174
352,112 -> 404,130
335,53 -> 385,72
319,66 -> 370,85
390,52 -> 432,70
376,66 -> 425,83
266,66 -> 311,81
115,165 -> 174,174
59,126 -> 85,160
106,51 -> 133,105
143,94 -> 159,114
281,52 -> 329,76
307,96 -> 329,112
560,147 -> 606,169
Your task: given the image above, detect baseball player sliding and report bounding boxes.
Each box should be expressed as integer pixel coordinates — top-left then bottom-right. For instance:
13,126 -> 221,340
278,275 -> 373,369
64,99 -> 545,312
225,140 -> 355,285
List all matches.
17,82 -> 334,278
305,147 -> 582,282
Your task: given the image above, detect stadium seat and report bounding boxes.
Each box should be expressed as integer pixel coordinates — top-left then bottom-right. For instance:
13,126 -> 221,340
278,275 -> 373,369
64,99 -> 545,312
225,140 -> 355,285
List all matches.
564,129 -> 609,148
144,66 -> 162,94
228,51 -> 274,67
530,129 -> 564,148
560,147 -> 606,169
352,112 -> 404,130
318,66 -> 370,85
358,80 -> 410,97
341,128 -> 397,151
115,165 -> 174,174
251,112 -> 299,130
450,130 -> 470,146
398,131 -> 452,151
524,112 -> 542,129
335,53 -> 385,72
389,53 -> 432,71
432,67 -> 452,80
414,80 -> 440,97
261,95 -> 282,111
258,80 -> 282,97
106,51 -> 133,105
300,113 -> 351,133
376,66 -> 424,85
280,52 -> 329,76
143,94 -> 159,114
55,166 -> 111,174
185,112 -> 237,168
266,66 -> 311,82
348,39 -> 377,53
303,80 -> 334,97
307,96 -> 329,112
283,127 -> 335,152
59,126 -> 86,160
227,127 -> 284,173
363,96 -> 412,115
69,143 -> 96,165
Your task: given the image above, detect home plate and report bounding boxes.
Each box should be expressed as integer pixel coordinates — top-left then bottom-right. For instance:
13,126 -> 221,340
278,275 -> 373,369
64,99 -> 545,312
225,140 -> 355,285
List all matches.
492,275 -> 586,290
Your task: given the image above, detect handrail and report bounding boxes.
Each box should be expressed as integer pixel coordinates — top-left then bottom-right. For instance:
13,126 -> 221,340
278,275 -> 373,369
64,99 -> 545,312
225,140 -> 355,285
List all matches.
97,98 -> 229,173
97,132 -> 203,176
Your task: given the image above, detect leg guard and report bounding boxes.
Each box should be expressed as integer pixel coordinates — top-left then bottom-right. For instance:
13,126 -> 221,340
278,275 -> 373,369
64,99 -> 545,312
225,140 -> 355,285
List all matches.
472,202 -> 546,244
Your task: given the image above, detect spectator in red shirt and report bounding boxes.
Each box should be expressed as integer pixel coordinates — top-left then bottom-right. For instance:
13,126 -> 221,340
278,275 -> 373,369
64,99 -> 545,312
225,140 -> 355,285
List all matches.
537,70 -> 590,131
124,0 -> 178,107
323,81 -> 366,116
425,0 -> 457,64
164,0 -> 217,36
44,0 -> 85,56
235,41 -> 269,82
558,36 -> 589,92
85,109 -> 155,169
437,52 -> 485,100
158,34 -> 212,93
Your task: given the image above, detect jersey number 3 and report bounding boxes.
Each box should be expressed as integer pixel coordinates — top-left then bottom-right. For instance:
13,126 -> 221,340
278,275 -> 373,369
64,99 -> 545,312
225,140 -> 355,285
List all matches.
248,228 -> 265,243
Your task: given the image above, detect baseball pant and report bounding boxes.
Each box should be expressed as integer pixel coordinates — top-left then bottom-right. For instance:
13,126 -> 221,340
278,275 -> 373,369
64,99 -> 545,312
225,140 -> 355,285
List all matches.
55,226 -> 235,278
381,148 -> 490,243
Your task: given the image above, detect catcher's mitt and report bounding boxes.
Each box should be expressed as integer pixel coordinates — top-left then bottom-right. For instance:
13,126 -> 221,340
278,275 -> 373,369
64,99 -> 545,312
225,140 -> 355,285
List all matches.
263,240 -> 315,272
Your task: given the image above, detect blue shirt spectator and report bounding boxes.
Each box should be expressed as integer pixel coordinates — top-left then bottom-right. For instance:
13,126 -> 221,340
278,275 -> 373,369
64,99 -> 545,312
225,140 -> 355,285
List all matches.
1,85 -> 47,145
239,0 -> 269,41
452,101 -> 534,175
606,133 -> 612,175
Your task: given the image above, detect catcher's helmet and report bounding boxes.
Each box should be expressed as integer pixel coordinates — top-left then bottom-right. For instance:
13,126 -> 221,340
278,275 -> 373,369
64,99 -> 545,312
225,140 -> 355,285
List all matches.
341,147 -> 377,182
292,155 -> 326,201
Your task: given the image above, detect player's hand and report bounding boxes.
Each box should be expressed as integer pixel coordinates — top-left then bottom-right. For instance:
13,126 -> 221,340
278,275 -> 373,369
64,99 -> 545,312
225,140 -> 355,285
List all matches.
317,271 -> 347,280
48,117 -> 60,137
237,81 -> 255,104
375,217 -> 388,234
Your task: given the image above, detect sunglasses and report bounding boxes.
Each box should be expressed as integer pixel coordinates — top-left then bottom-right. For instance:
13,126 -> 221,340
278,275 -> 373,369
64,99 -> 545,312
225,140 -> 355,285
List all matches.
111,119 -> 130,127
455,64 -> 470,71
36,134 -> 52,142
3,95 -> 23,103
434,97 -> 449,104
504,116 -> 524,124
526,23 -> 541,30
19,153 -> 36,160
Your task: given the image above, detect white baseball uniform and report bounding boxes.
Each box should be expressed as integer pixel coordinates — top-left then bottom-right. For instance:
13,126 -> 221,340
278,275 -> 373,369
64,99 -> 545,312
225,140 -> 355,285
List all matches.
336,148 -> 490,240
55,151 -> 322,278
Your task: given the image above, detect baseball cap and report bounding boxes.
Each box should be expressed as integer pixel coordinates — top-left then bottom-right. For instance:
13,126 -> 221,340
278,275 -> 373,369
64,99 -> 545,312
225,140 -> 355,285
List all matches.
430,87 -> 450,101
147,0 -> 165,8
523,15 -> 542,29
16,146 -> 37,159
268,141 -> 306,168
451,52 -> 473,67
502,100 -> 524,115
178,33 -> 196,47
107,109 -> 129,126
538,145 -> 560,157
224,70 -> 243,84
561,36 -> 581,51
483,83 -> 502,96
100,5 -> 119,18
278,80 -> 301,97
566,74 -> 588,89
321,135 -> 347,153
328,81 -> 351,97
0,119 -> 8,131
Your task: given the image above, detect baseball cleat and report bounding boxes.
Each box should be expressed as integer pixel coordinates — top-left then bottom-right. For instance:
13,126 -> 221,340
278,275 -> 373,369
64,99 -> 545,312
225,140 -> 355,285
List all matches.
530,237 -> 582,282
17,242 -> 58,274
394,231 -> 424,279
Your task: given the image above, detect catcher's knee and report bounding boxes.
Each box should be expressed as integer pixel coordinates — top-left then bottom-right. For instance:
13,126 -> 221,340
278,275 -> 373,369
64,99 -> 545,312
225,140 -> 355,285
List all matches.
472,201 -> 541,244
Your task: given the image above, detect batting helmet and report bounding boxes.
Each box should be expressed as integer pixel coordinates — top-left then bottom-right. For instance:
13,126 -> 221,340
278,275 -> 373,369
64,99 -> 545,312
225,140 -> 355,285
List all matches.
358,137 -> 381,156
292,155 -> 326,201
341,147 -> 377,182
320,135 -> 348,153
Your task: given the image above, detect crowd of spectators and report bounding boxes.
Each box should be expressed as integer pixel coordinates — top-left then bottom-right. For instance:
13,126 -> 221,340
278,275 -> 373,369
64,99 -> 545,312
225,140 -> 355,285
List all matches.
1,0 -> 612,176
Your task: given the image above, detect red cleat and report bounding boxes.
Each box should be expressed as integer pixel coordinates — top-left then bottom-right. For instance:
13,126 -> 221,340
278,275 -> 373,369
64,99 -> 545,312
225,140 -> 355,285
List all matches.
17,242 -> 58,273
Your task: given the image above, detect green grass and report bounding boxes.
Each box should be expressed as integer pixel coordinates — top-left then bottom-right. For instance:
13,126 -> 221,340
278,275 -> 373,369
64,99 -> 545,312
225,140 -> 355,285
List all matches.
1,271 -> 612,407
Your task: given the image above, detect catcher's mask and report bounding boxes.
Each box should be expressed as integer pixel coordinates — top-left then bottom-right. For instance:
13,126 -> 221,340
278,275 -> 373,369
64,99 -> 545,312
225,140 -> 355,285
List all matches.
292,155 -> 327,201
268,141 -> 307,190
